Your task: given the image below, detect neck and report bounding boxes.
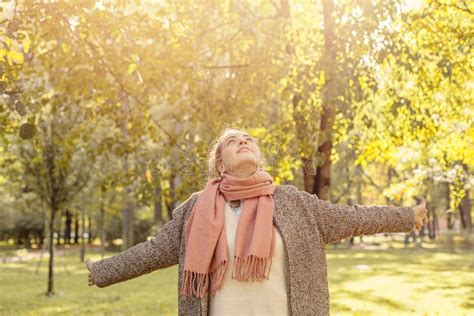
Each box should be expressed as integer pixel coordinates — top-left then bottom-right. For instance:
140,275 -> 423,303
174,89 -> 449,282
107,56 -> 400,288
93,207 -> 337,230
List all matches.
228,166 -> 258,179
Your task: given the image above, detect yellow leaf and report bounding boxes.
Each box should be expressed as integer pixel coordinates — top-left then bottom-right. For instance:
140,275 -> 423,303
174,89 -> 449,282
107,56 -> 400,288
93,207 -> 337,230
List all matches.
145,169 -> 152,184
128,63 -> 137,74
0,48 -> 6,62
319,71 -> 326,86
7,50 -> 24,65
61,42 -> 70,54
23,35 -> 31,53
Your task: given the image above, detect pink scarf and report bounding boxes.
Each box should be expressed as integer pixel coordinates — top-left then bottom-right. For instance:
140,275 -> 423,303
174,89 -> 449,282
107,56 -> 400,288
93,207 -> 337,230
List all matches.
180,169 -> 276,298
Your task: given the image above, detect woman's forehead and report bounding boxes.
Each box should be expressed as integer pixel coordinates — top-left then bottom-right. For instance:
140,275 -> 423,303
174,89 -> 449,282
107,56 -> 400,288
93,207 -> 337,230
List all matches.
223,132 -> 254,141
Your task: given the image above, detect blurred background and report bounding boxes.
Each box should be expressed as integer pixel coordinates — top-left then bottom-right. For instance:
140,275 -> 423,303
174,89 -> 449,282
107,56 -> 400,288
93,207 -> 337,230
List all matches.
0,0 -> 472,315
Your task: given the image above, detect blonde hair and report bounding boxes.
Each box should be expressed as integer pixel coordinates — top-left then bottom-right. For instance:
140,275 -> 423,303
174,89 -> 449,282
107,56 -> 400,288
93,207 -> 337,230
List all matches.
207,127 -> 265,180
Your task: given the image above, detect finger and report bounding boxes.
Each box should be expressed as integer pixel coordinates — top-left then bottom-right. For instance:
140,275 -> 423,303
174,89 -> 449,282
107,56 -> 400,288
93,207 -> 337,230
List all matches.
420,198 -> 426,207
418,218 -> 425,228
86,258 -> 93,271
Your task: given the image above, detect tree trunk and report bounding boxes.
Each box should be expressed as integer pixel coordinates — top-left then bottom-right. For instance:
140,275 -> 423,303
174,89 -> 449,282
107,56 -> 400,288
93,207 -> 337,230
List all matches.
292,94 -> 316,193
168,175 -> 177,219
80,207 -> 85,262
280,0 -> 290,18
99,184 -> 106,258
459,190 -> 472,232
356,171 -> 364,244
118,96 -> 136,250
121,187 -> 135,250
447,187 -> 455,230
425,181 -> 439,240
46,138 -> 58,296
429,201 -> 438,239
280,0 -> 316,193
154,186 -> 164,227
47,205 -> 56,296
39,227 -> 44,246
459,164 -> 472,232
88,214 -> 93,244
74,212 -> 79,244
56,211 -> 62,246
313,0 -> 337,199
64,209 -> 72,245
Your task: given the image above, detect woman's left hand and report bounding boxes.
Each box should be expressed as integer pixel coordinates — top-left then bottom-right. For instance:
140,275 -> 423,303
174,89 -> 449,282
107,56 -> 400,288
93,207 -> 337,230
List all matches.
413,198 -> 429,230
86,258 -> 96,286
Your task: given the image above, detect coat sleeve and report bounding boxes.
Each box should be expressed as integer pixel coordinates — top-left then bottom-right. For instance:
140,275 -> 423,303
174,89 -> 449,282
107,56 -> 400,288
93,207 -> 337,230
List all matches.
291,186 -> 416,245
90,192 -> 199,288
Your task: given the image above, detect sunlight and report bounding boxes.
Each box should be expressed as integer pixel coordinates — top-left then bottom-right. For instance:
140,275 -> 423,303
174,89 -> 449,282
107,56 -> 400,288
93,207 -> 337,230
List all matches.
401,0 -> 425,12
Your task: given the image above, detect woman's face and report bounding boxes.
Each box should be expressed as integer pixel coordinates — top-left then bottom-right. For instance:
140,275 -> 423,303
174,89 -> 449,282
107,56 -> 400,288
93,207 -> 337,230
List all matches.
218,132 -> 261,177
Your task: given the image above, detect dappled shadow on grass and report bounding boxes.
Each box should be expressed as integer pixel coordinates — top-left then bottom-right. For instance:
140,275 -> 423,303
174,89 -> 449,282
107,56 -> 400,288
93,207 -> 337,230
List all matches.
461,293 -> 474,310
329,301 -> 360,315
336,288 -> 408,311
326,247 -> 474,314
332,248 -> 471,270
327,248 -> 472,278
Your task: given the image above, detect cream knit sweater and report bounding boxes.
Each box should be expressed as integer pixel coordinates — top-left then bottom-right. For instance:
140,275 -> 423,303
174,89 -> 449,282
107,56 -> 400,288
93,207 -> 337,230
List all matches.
209,200 -> 289,315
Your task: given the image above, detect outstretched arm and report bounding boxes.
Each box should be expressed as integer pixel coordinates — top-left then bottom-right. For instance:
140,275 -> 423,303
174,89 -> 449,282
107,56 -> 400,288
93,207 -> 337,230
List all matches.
293,187 -> 416,245
88,192 -> 199,288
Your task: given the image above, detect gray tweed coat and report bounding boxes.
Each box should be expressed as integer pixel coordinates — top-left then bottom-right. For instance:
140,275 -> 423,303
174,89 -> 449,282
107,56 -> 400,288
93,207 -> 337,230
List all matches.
90,184 -> 415,315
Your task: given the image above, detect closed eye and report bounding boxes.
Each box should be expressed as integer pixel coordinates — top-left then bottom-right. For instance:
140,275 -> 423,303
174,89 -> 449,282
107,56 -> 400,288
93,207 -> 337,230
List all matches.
225,135 -> 255,146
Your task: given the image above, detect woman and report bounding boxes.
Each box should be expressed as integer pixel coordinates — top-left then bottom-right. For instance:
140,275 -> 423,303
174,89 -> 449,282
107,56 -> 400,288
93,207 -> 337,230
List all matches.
86,128 -> 429,316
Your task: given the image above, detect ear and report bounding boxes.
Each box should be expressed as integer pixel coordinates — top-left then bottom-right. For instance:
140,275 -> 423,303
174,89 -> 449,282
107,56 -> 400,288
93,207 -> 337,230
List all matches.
216,161 -> 224,174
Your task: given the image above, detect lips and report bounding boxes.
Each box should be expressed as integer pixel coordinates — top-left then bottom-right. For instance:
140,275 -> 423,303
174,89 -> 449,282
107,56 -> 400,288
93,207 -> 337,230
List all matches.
237,146 -> 252,153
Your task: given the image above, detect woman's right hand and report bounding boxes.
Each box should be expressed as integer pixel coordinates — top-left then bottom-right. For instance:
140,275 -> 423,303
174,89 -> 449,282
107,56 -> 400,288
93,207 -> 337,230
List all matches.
86,258 -> 95,286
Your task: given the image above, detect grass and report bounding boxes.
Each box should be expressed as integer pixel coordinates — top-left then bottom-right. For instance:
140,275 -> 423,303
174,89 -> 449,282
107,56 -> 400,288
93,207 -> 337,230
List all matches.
0,249 -> 179,315
327,248 -> 473,316
0,238 -> 473,316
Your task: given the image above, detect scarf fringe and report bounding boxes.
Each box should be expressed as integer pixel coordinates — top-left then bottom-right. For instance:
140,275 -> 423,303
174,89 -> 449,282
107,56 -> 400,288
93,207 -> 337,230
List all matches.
180,260 -> 228,298
180,254 -> 273,298
232,254 -> 273,282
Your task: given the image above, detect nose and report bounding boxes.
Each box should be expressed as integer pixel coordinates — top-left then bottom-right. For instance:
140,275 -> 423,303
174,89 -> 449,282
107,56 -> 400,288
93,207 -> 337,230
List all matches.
239,137 -> 248,145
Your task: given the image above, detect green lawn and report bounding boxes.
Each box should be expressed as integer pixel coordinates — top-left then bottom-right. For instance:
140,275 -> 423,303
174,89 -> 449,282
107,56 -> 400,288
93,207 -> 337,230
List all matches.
1,242 -> 473,316
327,248 -> 473,316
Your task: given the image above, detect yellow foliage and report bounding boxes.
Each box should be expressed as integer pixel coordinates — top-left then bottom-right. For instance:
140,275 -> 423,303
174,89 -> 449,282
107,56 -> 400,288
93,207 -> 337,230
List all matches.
127,63 -> 137,74
61,42 -> 69,54
7,50 -> 24,65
